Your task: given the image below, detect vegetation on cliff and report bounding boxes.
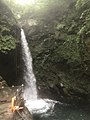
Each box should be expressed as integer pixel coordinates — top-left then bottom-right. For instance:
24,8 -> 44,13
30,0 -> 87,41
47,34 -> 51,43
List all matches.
19,0 -> 90,102
1,0 -> 90,103
0,0 -> 19,53
0,0 -> 20,85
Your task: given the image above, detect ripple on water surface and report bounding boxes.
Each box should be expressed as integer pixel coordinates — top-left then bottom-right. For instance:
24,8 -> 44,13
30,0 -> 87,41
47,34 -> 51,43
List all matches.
25,99 -> 90,120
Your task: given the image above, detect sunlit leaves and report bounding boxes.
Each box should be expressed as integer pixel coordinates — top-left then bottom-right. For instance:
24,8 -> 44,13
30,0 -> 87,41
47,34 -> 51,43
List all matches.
0,35 -> 16,53
0,1 -> 17,53
76,0 -> 90,9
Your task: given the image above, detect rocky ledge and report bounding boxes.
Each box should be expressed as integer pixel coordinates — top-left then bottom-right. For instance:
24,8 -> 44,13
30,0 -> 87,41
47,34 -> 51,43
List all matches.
0,80 -> 32,120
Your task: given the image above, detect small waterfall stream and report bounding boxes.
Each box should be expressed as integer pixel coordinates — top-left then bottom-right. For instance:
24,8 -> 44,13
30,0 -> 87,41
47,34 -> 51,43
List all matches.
21,28 -> 57,114
21,29 -> 37,100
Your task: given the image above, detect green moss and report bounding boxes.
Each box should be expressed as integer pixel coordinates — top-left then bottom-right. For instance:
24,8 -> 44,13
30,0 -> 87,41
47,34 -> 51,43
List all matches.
0,35 -> 16,53
22,0 -> 90,102
0,1 -> 17,53
76,0 -> 90,9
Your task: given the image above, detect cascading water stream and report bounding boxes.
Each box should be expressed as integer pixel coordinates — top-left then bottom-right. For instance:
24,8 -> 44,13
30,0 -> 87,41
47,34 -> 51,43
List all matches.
21,29 -> 58,114
21,29 -> 37,100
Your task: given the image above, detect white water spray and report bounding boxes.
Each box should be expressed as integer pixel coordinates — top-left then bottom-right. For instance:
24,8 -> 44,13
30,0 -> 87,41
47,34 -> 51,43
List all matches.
21,29 -> 59,114
21,29 -> 37,100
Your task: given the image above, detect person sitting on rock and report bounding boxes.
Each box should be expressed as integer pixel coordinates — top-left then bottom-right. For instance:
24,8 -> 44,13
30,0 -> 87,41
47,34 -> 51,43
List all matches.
11,96 -> 23,112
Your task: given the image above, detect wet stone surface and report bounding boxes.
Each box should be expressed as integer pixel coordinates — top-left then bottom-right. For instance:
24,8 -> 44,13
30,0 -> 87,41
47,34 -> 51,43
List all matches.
0,86 -> 32,120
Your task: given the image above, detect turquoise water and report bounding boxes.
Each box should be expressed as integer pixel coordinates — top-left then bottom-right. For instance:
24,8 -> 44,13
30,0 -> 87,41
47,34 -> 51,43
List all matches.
33,103 -> 90,120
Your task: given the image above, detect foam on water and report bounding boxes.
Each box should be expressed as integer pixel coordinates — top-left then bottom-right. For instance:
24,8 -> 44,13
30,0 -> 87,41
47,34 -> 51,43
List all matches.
25,98 -> 58,114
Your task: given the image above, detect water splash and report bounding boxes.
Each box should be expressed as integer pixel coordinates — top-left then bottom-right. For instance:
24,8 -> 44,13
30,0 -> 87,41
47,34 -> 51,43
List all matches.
25,98 -> 58,114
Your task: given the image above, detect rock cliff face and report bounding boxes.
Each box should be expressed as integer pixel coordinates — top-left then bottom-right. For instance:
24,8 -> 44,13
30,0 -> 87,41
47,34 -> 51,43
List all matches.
0,0 -> 90,104
0,0 -> 21,86
23,0 -> 90,103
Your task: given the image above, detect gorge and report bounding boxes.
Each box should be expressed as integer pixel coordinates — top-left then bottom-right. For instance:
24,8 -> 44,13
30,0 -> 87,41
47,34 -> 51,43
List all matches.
0,0 -> 90,120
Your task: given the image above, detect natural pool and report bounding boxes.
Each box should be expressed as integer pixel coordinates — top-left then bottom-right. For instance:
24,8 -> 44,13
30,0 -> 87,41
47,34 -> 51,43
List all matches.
33,102 -> 90,120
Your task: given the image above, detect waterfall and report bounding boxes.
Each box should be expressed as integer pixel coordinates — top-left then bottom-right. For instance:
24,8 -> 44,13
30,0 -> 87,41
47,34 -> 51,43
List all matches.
21,29 -> 37,100
21,28 -> 57,114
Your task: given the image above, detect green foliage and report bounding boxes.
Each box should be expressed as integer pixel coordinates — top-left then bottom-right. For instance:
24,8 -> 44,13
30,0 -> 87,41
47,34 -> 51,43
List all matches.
56,23 -> 66,30
76,0 -> 90,9
54,36 -> 81,63
0,35 -> 16,53
3,0 -> 90,99
23,0 -> 90,99
0,0 -> 17,53
78,25 -> 86,35
3,0 -> 74,21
